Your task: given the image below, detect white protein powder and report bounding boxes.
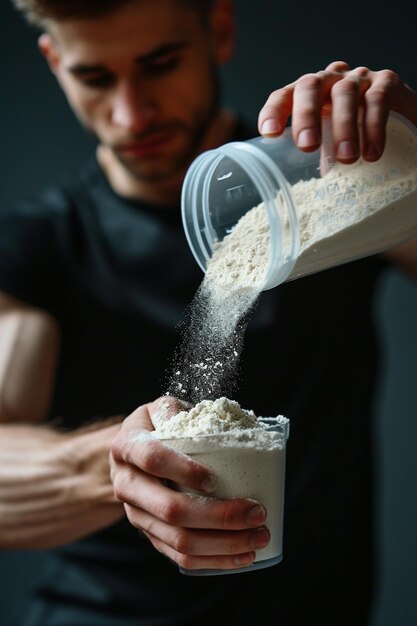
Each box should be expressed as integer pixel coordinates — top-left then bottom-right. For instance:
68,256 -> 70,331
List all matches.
154,397 -> 259,438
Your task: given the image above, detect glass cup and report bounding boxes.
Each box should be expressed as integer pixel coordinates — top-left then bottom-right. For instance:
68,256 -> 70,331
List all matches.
160,416 -> 289,576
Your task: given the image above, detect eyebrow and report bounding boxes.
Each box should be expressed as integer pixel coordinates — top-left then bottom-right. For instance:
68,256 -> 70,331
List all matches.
67,41 -> 187,75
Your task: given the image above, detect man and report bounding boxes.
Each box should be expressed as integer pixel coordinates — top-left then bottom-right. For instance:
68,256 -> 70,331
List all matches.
1,1 -> 417,625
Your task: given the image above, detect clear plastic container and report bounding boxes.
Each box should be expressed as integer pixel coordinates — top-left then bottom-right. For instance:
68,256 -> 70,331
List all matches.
158,416 -> 289,576
181,112 -> 417,290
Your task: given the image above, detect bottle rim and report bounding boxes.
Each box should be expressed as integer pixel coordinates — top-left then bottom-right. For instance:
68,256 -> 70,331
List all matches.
181,136 -> 300,290
389,110 -> 417,139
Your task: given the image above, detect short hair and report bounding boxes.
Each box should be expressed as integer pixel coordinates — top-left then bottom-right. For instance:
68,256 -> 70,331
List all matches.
11,0 -> 214,28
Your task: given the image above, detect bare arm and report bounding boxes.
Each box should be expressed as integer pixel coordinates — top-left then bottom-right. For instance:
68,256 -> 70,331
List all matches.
0,419 -> 124,549
0,291 -> 59,423
0,290 -> 124,548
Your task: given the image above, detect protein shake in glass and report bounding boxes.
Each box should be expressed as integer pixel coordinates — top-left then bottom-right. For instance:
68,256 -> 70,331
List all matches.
152,397 -> 289,576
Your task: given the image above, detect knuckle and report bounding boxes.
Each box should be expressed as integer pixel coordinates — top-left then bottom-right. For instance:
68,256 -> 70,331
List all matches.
110,428 -> 138,463
331,77 -> 359,96
110,435 -> 123,461
296,73 -> 323,91
172,529 -> 191,554
156,498 -> 182,525
112,471 -> 129,501
176,553 -> 194,569
352,65 -> 370,77
377,68 -> 401,88
154,395 -> 189,419
365,87 -> 388,108
326,60 -> 350,71
138,440 -> 163,474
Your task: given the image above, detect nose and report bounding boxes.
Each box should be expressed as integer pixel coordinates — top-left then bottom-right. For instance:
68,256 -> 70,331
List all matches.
111,78 -> 157,133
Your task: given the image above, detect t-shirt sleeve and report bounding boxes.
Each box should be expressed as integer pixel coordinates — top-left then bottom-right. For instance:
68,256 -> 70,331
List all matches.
0,199 -> 59,310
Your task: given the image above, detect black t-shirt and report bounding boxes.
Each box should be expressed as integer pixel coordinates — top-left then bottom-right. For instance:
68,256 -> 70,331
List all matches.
0,127 -> 385,625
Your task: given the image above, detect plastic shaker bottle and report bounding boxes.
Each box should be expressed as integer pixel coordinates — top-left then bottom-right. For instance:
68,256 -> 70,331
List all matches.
181,112 -> 417,289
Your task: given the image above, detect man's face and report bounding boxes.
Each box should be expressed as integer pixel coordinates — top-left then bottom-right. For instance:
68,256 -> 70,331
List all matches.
40,0 -> 233,183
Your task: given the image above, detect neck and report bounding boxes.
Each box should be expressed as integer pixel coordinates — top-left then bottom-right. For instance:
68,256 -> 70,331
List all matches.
97,109 -> 237,206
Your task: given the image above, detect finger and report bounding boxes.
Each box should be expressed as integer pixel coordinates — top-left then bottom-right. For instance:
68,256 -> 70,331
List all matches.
329,72 -> 371,163
258,84 -> 295,136
291,70 -> 345,151
110,401 -> 166,459
110,404 -> 154,469
150,395 -> 192,428
113,436 -> 217,494
362,69 -> 404,161
114,467 -> 266,530
325,60 -> 351,73
114,404 -> 154,443
257,63 -> 350,139
127,504 -> 270,556
146,529 -> 257,571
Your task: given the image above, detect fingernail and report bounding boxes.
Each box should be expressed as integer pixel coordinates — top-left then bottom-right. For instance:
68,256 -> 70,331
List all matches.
246,504 -> 266,526
364,144 -> 381,161
297,128 -> 320,149
261,118 -> 281,135
336,140 -> 359,161
251,527 -> 270,549
200,474 -> 217,493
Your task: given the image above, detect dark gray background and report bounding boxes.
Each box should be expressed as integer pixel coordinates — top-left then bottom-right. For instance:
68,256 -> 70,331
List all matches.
1,1 -> 416,625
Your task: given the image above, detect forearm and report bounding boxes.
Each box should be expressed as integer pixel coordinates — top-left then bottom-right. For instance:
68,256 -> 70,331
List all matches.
0,419 -> 124,549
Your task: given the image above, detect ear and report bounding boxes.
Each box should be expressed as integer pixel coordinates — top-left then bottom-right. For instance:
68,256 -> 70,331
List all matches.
210,0 -> 235,65
38,33 -> 62,75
